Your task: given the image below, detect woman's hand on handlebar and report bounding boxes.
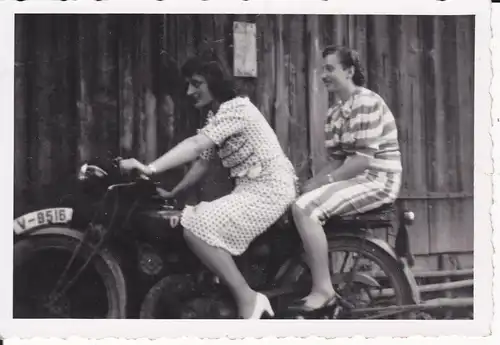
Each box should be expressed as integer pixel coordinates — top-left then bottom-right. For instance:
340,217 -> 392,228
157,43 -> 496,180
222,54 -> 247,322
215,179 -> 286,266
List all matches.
156,187 -> 176,199
119,158 -> 148,176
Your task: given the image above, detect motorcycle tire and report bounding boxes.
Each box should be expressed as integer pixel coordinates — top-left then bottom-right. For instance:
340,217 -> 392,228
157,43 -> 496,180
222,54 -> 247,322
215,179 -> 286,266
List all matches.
279,236 -> 416,319
14,233 -> 127,319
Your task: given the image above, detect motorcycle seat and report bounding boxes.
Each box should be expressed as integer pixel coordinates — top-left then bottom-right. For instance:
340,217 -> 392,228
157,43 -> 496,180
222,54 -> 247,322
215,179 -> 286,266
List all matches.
273,203 -> 396,230
325,203 -> 396,228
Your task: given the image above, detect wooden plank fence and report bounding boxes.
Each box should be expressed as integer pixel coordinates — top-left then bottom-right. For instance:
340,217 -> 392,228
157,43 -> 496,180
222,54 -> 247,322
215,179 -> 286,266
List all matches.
14,14 -> 475,257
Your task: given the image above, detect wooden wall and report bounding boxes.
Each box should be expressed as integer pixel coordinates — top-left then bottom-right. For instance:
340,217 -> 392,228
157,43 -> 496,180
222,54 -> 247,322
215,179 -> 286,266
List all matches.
14,14 -> 475,255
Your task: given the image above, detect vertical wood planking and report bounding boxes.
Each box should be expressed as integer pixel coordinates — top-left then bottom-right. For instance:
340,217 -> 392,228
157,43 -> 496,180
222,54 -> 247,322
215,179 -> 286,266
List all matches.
399,16 -> 426,193
212,14 -> 232,77
14,14 -> 30,217
34,15 -> 54,198
429,17 -> 473,253
95,15 -> 119,161
441,16 -> 460,192
157,15 -> 172,154
333,15 -> 349,46
320,14 -> 334,47
199,14 -> 217,64
158,14 -> 182,153
427,16 -> 454,254
274,15 -> 291,154
288,15 -> 309,181
366,16 -> 394,109
13,14 -> 475,257
175,15 -> 198,142
133,16 -> 146,161
14,15 -> 28,213
52,15 -> 76,180
349,15 -> 368,81
428,17 -> 447,192
455,16 -> 474,194
75,16 -> 97,163
397,16 -> 429,255
118,15 -> 136,157
255,14 -> 276,123
307,15 -> 328,174
135,15 -> 156,162
452,16 -> 475,252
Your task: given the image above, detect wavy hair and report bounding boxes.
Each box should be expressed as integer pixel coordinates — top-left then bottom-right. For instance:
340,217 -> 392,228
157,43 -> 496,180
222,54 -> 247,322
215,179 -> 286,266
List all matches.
322,45 -> 366,86
181,55 -> 237,104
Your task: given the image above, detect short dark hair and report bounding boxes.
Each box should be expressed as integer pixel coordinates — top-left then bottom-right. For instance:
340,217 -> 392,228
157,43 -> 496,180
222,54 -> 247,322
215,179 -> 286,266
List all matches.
181,56 -> 237,103
322,45 -> 366,86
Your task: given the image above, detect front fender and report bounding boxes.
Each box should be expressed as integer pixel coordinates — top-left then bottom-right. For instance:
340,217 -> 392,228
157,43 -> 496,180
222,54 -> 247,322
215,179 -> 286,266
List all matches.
14,224 -> 129,317
328,231 -> 420,304
27,225 -> 84,241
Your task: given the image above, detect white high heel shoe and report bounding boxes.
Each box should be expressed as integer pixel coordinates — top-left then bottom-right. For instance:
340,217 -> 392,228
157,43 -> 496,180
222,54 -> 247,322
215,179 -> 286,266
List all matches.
246,293 -> 275,319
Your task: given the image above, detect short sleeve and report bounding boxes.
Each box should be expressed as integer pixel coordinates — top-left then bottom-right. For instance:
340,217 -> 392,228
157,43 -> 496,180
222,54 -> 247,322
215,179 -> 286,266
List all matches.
347,97 -> 385,157
199,147 -> 215,161
200,99 -> 247,146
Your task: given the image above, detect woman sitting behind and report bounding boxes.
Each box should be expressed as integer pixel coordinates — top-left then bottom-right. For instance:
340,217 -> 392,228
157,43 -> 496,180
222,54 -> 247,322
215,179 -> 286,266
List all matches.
289,46 -> 403,313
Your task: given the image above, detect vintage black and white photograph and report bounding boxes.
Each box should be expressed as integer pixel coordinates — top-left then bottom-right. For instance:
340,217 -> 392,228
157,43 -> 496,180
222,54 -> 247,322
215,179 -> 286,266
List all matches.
0,0 -> 494,339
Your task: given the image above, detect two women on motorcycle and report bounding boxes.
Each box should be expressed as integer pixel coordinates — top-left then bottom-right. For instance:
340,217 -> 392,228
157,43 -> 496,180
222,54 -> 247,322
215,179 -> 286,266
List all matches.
119,46 -> 402,319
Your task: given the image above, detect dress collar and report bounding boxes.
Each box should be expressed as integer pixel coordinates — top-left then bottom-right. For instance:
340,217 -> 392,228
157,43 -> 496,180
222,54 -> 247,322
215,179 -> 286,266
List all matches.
335,87 -> 362,119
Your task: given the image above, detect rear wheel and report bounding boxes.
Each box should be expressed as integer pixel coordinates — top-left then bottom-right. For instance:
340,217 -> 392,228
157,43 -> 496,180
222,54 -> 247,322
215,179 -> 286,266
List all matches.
327,237 -> 415,318
277,236 -> 415,319
14,233 -> 127,318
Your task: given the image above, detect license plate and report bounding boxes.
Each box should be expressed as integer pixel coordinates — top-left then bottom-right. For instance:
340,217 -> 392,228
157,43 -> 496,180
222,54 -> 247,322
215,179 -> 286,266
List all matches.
14,208 -> 73,235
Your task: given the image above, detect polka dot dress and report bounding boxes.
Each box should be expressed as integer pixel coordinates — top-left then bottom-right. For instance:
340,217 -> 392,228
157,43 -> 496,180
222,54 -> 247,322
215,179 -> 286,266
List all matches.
180,97 -> 298,256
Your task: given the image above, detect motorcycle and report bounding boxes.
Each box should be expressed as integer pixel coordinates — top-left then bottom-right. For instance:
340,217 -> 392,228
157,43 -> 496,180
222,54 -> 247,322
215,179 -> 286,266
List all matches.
13,157 -> 420,319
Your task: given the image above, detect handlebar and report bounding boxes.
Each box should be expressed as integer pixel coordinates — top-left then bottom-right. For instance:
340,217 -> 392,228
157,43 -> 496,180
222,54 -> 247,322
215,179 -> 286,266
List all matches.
106,176 -> 157,192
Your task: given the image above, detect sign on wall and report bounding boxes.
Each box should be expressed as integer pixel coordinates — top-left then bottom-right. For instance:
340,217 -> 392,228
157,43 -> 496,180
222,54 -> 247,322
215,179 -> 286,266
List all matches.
233,21 -> 257,77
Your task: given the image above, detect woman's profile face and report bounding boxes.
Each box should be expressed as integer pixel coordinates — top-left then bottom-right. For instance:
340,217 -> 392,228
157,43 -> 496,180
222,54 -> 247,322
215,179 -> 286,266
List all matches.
321,52 -> 354,93
186,74 -> 214,109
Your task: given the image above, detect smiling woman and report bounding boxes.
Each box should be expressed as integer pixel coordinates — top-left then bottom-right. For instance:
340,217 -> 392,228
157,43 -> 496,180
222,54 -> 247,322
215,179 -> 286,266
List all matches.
118,55 -> 298,319
289,45 -> 403,313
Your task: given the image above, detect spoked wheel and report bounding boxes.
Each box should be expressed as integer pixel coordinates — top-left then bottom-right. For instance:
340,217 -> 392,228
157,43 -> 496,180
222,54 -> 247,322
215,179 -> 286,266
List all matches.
140,274 -> 237,319
14,234 -> 127,318
281,236 -> 415,319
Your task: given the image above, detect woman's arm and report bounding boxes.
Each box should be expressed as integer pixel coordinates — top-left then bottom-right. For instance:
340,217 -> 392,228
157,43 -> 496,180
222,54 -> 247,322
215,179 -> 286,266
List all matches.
328,154 -> 371,181
170,158 -> 210,196
302,154 -> 371,192
144,133 -> 215,175
302,159 -> 343,191
315,159 -> 345,179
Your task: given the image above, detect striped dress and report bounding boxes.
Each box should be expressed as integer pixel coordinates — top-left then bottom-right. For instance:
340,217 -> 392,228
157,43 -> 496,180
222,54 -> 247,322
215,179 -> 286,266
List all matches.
295,87 -> 402,225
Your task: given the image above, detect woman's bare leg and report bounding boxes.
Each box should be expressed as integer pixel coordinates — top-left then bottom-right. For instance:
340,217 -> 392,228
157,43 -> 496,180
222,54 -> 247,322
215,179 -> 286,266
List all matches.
291,203 -> 335,308
183,229 -> 258,318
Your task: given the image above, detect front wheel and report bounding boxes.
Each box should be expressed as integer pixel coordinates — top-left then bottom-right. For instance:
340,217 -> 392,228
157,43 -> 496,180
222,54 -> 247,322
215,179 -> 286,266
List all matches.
14,233 -> 127,318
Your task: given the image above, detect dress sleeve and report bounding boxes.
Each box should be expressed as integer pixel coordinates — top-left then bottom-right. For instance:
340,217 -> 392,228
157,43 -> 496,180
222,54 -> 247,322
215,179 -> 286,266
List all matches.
347,97 -> 386,157
199,147 -> 215,161
200,99 -> 247,146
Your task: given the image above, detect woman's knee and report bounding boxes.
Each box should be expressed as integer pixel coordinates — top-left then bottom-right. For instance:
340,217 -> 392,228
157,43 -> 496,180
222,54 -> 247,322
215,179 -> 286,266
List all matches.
291,202 -> 305,218
291,203 -> 315,223
182,228 -> 195,243
292,202 -> 325,227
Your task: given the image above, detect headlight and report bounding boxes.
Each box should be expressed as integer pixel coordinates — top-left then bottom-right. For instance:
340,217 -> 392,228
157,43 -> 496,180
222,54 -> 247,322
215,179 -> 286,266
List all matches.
78,163 -> 108,181
78,163 -> 89,181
